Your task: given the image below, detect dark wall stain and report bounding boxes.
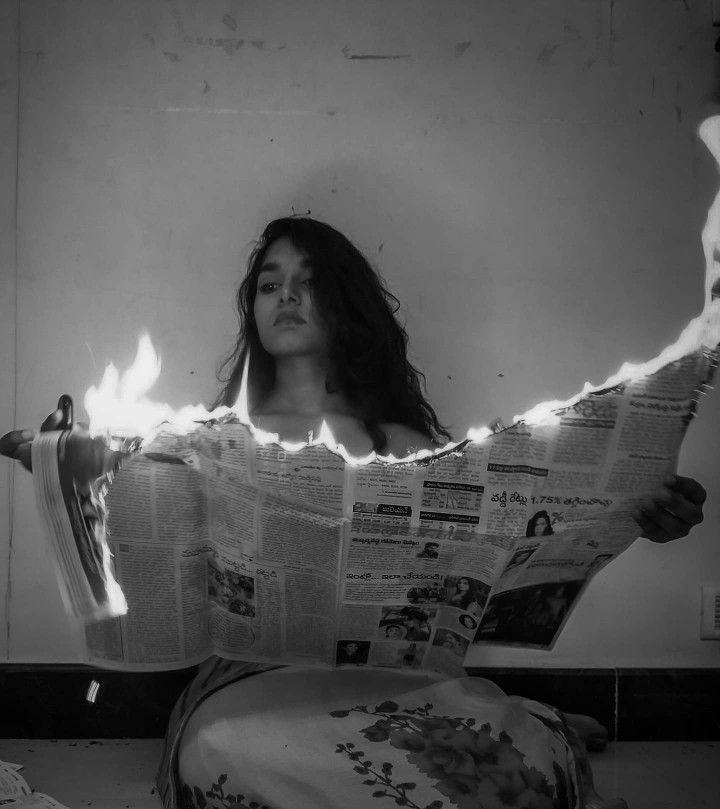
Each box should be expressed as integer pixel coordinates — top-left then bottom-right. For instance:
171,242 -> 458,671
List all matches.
562,23 -> 582,43
182,37 -> 285,54
218,38 -> 238,56
184,35 -> 245,56
163,51 -> 180,62
455,41 -> 472,56
222,13 -> 237,32
342,45 -> 410,60
169,5 -> 185,35
536,43 -> 559,65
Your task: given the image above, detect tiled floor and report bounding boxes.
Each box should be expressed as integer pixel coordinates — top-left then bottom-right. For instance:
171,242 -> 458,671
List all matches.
0,739 -> 718,809
589,741 -> 720,809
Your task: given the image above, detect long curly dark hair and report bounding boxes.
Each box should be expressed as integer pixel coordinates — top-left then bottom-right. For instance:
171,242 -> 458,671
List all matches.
213,216 -> 451,452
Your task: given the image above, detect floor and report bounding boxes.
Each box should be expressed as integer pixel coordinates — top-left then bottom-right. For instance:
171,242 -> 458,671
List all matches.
0,739 -> 718,809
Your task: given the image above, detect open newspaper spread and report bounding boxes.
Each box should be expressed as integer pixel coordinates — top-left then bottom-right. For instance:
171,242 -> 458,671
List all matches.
31,341 -> 718,676
29,115 -> 720,676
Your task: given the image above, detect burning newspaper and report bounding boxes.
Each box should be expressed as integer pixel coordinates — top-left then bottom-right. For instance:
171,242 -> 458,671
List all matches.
29,118 -> 720,676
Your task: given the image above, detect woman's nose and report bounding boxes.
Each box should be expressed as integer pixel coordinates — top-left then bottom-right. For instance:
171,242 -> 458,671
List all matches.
279,281 -> 301,303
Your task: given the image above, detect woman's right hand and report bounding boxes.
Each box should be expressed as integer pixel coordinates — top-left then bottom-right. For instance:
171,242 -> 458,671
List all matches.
0,402 -> 121,482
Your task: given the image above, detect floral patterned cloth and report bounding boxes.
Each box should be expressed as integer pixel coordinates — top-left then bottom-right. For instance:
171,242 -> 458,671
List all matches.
171,667 -> 583,809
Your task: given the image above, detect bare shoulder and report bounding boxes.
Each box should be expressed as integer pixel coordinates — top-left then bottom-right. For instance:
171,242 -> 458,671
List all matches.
380,423 -> 439,457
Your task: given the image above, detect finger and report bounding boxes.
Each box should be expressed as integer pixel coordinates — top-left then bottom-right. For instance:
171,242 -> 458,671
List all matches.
635,501 -> 693,542
40,409 -> 63,432
0,429 -> 35,459
633,511 -> 677,543
57,394 -> 74,430
644,489 -> 704,527
666,474 -> 707,506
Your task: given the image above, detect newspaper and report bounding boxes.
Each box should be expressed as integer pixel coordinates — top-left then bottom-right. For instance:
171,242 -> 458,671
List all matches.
31,341 -> 719,676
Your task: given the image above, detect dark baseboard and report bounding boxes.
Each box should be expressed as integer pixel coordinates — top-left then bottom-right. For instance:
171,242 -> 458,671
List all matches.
465,667 -> 720,741
1,664 -> 718,740
0,665 -> 198,738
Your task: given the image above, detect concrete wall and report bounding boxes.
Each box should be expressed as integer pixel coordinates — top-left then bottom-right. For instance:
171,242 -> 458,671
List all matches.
3,0 -> 719,665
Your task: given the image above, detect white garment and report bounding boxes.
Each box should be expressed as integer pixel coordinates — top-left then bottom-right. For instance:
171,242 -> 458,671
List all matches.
178,667 -> 580,809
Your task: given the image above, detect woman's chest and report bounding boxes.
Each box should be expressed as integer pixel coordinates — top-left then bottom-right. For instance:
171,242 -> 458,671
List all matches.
250,412 -> 375,456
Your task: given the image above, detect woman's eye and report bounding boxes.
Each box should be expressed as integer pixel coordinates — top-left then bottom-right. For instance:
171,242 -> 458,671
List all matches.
302,278 -> 313,288
259,282 -> 279,293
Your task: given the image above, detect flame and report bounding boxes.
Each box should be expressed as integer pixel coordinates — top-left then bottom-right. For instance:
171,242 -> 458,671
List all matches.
84,335 -> 239,442
84,117 -> 720,457
85,335 -> 171,439
101,531 -> 128,617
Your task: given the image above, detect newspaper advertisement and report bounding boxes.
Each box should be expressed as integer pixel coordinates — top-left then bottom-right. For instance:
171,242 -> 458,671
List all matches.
31,342 -> 718,676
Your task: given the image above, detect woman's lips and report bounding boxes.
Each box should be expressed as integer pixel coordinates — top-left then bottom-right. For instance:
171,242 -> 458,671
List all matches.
274,312 -> 306,326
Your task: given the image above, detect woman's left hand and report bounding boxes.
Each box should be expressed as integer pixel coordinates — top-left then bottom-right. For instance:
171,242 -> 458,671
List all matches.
634,474 -> 706,543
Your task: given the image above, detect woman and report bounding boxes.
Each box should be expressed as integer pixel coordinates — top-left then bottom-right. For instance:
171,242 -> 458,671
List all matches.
212,216 -> 450,456
447,575 -> 483,614
0,216 -> 707,809
526,510 -> 554,537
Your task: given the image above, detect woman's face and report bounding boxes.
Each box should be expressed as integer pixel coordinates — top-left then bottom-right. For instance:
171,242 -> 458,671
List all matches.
534,517 -> 549,536
253,237 -> 328,359
457,578 -> 469,592
385,625 -> 404,639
